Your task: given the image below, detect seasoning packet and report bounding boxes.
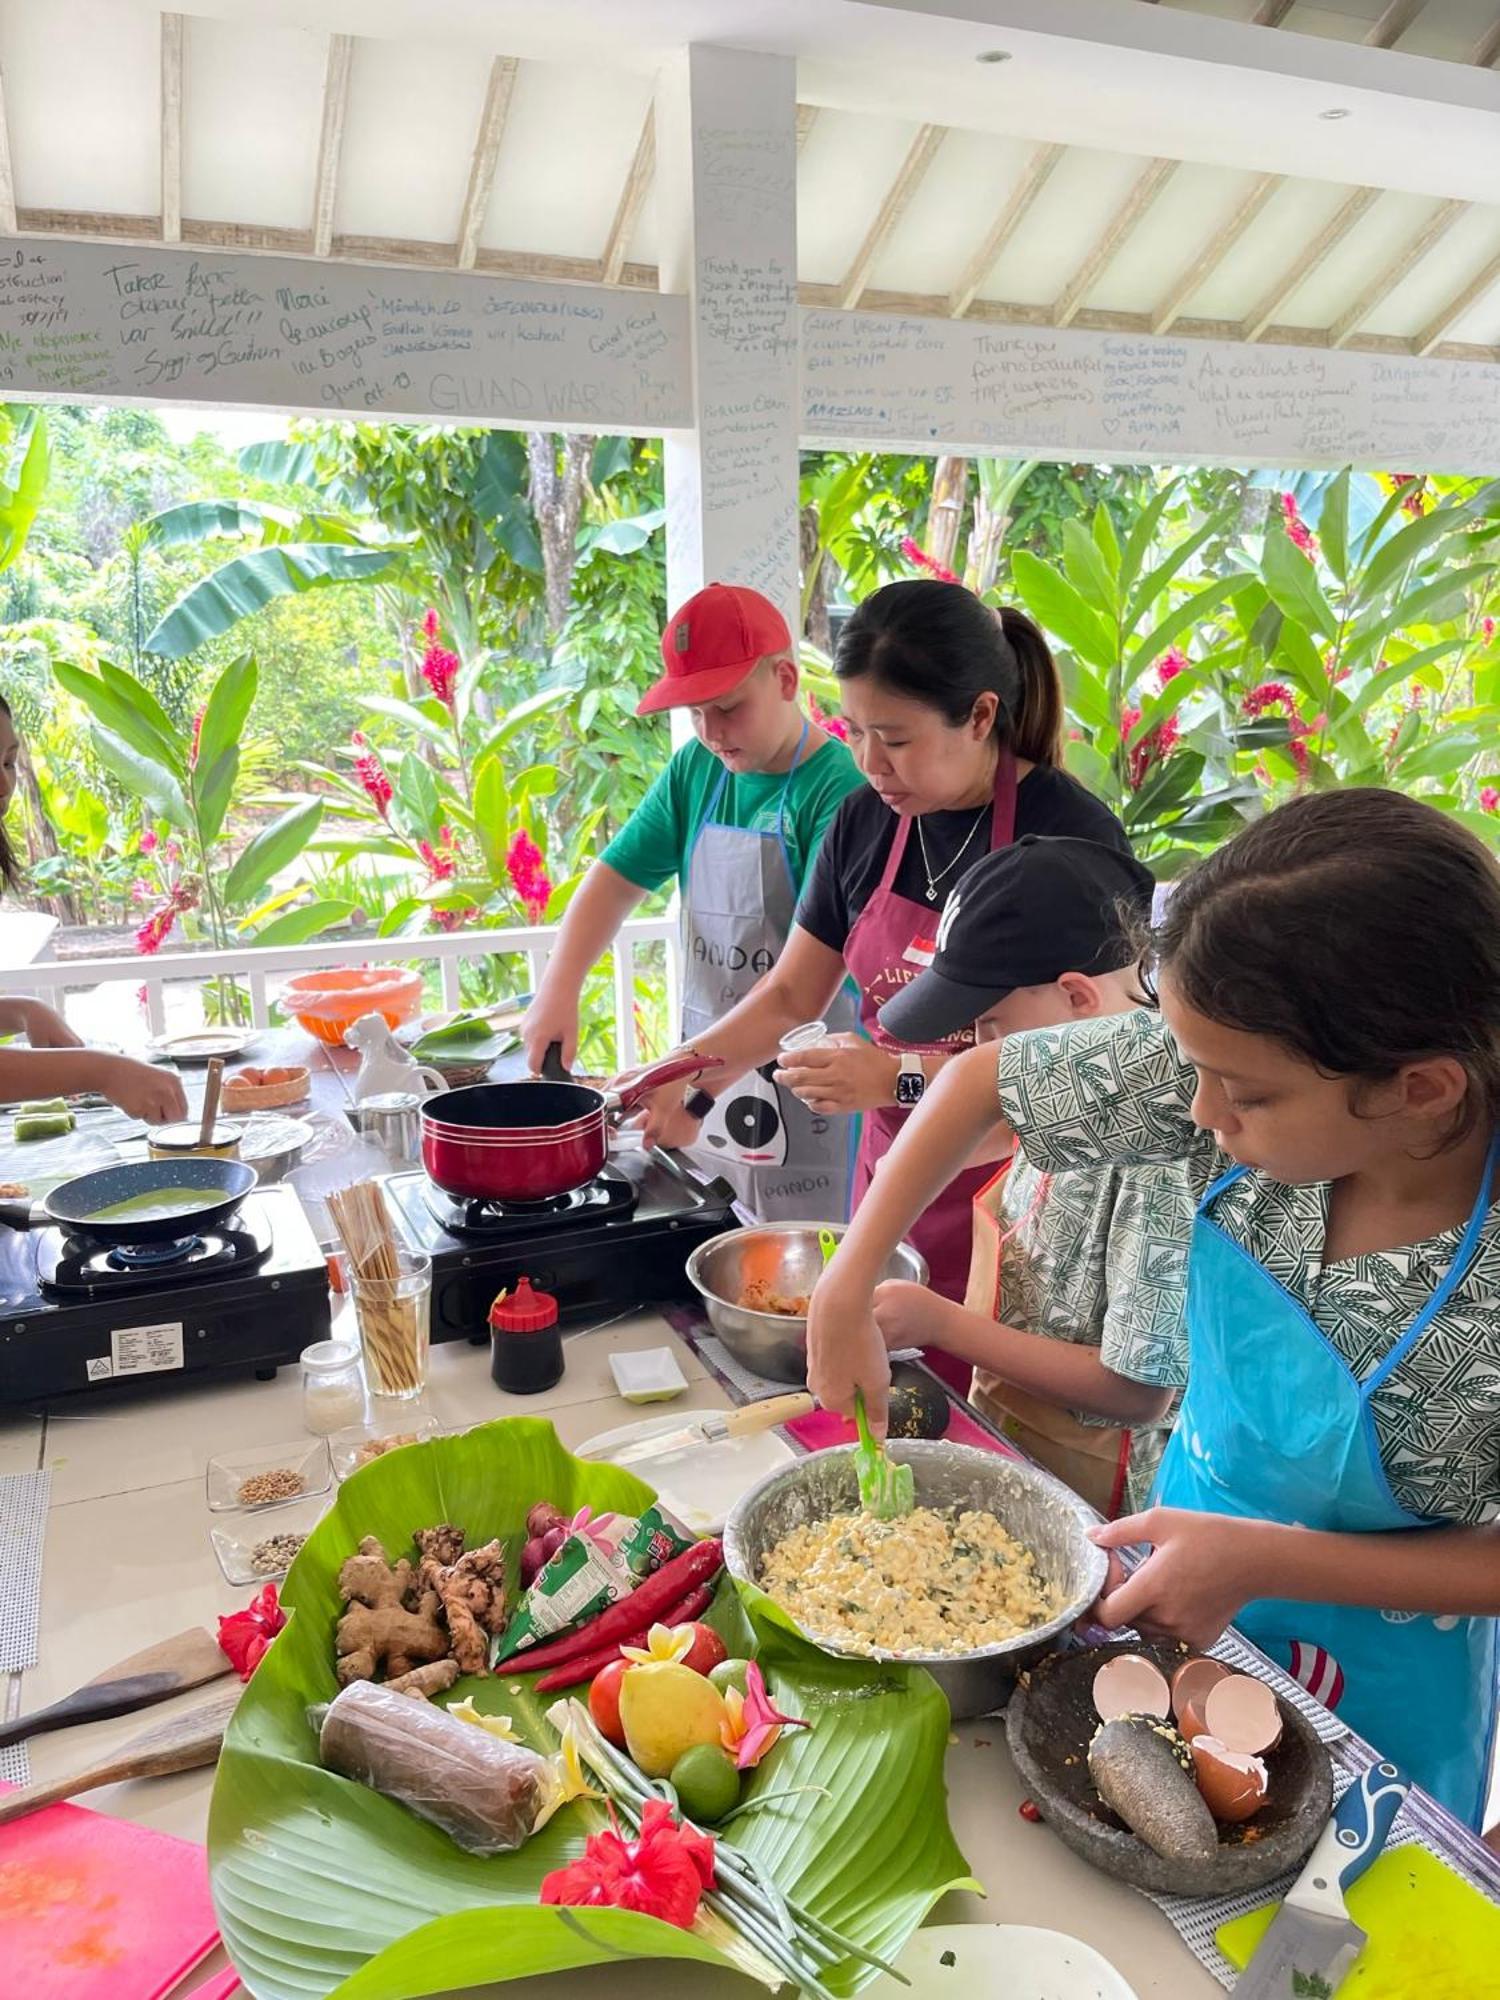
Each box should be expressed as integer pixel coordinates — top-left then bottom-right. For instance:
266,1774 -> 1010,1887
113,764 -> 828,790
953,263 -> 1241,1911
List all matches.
493,1505 -> 694,1664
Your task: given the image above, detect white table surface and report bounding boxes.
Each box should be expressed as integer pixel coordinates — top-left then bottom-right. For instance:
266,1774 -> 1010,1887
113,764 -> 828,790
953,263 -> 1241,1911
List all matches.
1,1308 -> 1223,2000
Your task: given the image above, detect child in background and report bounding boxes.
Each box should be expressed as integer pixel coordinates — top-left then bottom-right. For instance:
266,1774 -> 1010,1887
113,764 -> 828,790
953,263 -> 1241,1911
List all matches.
811,835 -> 1191,1517
809,789 -> 1500,1823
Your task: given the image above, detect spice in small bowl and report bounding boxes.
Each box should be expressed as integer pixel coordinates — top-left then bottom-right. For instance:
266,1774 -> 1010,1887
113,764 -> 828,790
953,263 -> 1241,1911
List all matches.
211,1493 -> 328,1587
206,1438 -> 332,1512
250,1529 -> 309,1576
329,1410 -> 442,1481
237,1466 -> 307,1507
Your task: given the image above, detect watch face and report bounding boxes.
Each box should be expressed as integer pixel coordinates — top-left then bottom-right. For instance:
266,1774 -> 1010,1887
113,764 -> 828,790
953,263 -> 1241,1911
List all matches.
895,1070 -> 926,1106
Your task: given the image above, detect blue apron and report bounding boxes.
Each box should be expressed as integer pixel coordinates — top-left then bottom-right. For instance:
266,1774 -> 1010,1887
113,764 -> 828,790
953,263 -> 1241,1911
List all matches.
1155,1140 -> 1499,1825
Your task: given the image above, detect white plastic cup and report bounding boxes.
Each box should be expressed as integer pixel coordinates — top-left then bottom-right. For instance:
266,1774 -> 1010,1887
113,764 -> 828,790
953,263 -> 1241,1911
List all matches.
778,1020 -> 830,1055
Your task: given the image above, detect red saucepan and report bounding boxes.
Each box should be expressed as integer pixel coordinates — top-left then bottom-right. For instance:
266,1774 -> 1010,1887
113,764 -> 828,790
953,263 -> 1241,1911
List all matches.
421,1049 -> 722,1203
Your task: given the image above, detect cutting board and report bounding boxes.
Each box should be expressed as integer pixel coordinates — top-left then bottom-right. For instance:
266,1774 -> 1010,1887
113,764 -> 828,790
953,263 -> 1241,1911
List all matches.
786,1404 -> 1023,1459
0,1789 -> 219,1998
1218,1843 -> 1500,1997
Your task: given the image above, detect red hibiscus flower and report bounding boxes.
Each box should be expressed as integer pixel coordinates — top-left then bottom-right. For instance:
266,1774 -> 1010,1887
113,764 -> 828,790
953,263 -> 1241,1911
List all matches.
217,1584 -> 285,1680
540,1800 -> 715,1930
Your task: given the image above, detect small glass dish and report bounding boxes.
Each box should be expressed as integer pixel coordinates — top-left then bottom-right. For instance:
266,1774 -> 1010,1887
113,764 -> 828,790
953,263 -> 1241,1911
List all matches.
330,1409 -> 442,1481
210,1492 -> 331,1586
206,1437 -> 332,1513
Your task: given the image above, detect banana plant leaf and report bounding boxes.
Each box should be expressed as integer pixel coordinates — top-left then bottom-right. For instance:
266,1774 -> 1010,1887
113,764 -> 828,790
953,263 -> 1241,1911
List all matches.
210,1419 -> 975,2000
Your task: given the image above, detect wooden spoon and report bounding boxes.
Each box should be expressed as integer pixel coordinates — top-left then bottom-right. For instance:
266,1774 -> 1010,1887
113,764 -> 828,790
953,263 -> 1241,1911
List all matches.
0,1625 -> 231,1750
0,1685 -> 241,1824
198,1056 -> 225,1148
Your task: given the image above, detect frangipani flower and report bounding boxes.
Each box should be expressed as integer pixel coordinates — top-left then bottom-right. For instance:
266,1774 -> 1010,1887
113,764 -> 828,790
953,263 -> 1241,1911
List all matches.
532,1713 -> 605,1830
448,1697 -> 521,1742
719,1661 -> 807,1771
621,1623 -> 695,1667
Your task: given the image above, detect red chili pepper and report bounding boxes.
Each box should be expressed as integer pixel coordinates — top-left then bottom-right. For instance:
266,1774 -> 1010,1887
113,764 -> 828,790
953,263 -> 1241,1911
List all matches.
506,1538 -> 723,1674
532,1581 -> 719,1691
1018,1799 -> 1043,1823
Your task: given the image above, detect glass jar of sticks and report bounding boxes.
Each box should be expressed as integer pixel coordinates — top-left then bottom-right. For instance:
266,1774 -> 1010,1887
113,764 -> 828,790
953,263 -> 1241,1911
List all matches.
327,1180 -> 432,1400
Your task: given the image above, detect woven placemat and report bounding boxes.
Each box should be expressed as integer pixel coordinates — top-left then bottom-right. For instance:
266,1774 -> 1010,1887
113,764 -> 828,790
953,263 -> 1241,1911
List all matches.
0,1466 -> 51,1787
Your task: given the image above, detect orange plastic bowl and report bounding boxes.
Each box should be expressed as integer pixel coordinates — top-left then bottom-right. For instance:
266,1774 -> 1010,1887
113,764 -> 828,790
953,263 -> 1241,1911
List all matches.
283,967 -> 424,1046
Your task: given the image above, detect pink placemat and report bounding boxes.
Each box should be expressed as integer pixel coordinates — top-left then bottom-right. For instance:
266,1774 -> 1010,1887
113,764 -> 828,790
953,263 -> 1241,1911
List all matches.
785,1405 -> 1023,1458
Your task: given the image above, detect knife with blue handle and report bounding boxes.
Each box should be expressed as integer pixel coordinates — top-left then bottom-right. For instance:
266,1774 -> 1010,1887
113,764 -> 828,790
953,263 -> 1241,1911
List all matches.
1232,1759 -> 1409,1998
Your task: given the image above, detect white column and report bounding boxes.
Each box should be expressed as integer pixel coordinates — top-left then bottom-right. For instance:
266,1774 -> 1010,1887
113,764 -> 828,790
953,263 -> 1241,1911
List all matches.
657,46 -> 801,659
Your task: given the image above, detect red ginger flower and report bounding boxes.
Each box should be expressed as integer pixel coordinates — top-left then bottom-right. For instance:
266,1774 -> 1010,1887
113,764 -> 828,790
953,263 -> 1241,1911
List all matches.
1481,787 -> 1500,815
507,830 -> 552,921
418,828 -> 457,882
135,904 -> 175,955
808,695 -> 849,743
351,732 -> 393,817
540,1800 -> 715,1930
422,606 -> 441,641
899,535 -> 960,586
1242,682 -> 1312,780
419,610 -> 461,706
1482,618 -> 1496,644
1156,648 -> 1188,688
1280,492 -> 1319,559
433,904 -> 481,933
217,1584 -> 285,1680
1119,706 -> 1179,792
139,827 -> 158,855
189,708 -> 205,769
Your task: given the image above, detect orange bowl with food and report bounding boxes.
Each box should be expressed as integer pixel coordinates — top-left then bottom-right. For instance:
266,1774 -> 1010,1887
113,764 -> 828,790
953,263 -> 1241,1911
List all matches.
283,968 -> 423,1046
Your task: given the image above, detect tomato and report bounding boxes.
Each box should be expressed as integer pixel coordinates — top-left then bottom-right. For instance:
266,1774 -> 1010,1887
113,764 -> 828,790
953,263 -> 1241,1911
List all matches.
588,1657 -> 630,1746
678,1623 -> 728,1677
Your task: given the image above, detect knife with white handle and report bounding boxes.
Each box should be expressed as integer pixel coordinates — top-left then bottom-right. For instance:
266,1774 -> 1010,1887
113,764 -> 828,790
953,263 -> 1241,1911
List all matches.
1232,1759 -> 1409,1998
598,1393 -> 815,1469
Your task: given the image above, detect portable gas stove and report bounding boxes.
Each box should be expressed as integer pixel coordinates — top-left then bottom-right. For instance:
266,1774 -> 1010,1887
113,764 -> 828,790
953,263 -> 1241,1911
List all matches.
0,1185 -> 331,1404
383,1143 -> 739,1344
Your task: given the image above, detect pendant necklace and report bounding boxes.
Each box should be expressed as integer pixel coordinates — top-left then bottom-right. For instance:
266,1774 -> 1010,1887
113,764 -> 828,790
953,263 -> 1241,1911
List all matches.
915,803 -> 988,903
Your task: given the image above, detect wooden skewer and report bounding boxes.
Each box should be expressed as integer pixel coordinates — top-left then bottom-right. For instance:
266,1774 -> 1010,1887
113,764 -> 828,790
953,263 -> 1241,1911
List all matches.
326,1180 -> 424,1392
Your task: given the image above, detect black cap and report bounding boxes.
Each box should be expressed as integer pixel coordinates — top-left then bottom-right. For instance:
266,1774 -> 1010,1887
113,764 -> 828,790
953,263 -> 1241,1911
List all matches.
878,836 -> 1155,1044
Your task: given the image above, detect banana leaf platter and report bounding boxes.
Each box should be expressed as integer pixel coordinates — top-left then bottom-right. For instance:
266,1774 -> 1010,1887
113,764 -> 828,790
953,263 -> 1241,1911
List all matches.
209,1418 -> 978,1999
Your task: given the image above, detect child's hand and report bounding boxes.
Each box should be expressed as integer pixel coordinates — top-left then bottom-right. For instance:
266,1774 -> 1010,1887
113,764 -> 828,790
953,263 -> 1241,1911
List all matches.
806,1270 -> 891,1434
19,1000 -> 82,1049
1088,1507 -> 1268,1651
774,1033 -> 898,1115
96,1053 -> 189,1125
871,1278 -> 951,1353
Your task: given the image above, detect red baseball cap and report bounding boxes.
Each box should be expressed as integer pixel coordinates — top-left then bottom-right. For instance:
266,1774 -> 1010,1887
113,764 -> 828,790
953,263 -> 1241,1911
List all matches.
636,584 -> 792,716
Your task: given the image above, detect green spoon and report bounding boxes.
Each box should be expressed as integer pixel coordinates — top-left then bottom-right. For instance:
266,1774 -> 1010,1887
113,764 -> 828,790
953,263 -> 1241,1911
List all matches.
853,1389 -> 915,1521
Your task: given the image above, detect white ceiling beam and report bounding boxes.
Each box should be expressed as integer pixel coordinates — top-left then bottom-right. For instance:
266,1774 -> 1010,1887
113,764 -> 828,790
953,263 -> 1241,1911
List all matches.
600,107 -> 654,288
947,142 -> 1063,320
1469,21 -> 1500,68
1240,184 -> 1380,340
1053,156 -> 1178,329
1364,1 -> 1427,50
1413,246 -> 1500,356
1150,171 -> 1281,335
160,13 -> 184,245
311,34 -> 354,260
456,56 -> 520,273
796,103 -> 819,153
1328,197 -> 1467,347
839,123 -> 946,312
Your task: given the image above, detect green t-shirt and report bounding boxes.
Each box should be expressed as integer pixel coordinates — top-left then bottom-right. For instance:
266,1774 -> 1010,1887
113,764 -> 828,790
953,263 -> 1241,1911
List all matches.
602,729 -> 866,896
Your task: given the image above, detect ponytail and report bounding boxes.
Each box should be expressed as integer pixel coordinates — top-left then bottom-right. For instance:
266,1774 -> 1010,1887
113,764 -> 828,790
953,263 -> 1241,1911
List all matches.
835,580 -> 1064,767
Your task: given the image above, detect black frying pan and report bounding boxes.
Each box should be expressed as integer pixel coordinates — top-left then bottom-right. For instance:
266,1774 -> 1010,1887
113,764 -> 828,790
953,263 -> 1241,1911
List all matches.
0,1156 -> 257,1245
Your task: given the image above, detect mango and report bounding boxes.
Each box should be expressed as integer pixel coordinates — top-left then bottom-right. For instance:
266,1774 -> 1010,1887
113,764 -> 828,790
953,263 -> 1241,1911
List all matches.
618,1662 -> 729,1778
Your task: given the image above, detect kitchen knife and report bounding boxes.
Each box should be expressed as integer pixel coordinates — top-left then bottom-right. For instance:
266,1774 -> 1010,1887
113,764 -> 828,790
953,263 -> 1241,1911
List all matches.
1232,1759 -> 1409,1999
599,1393 -> 815,1468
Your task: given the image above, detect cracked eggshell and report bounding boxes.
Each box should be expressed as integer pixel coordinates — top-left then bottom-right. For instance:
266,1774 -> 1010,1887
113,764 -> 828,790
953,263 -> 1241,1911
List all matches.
1170,1656 -> 1233,1741
1202,1673 -> 1283,1756
1190,1735 -> 1269,1823
1092,1652 -> 1171,1723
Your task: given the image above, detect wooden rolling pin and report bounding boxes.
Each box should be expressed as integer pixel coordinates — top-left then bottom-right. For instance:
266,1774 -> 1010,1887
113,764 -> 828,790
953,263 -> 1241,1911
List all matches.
0,1684 -> 241,1824
0,1626 -> 232,1750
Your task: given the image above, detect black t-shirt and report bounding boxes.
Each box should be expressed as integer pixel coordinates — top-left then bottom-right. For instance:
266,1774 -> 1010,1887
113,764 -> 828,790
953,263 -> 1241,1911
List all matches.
795,764 -> 1135,953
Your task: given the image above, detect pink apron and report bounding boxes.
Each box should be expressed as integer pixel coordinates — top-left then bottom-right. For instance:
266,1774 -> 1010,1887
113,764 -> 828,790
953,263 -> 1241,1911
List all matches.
844,752 -> 1017,1392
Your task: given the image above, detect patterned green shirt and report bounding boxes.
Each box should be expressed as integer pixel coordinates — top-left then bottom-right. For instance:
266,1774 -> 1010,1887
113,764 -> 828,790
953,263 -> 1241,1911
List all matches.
984,1145 -> 1193,1513
998,1009 -> 1500,1525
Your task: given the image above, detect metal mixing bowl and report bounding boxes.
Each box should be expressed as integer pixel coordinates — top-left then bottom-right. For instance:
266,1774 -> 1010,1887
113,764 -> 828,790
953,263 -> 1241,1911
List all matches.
685,1221 -> 927,1383
723,1439 -> 1108,1719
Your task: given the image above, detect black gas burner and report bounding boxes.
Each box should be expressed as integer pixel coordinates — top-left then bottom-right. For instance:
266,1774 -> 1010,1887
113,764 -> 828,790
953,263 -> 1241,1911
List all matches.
40,1221 -> 269,1298
427,1165 -> 638,1239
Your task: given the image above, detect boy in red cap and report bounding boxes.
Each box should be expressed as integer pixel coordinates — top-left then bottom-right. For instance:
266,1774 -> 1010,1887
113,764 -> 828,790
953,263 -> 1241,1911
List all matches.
523,584 -> 865,1220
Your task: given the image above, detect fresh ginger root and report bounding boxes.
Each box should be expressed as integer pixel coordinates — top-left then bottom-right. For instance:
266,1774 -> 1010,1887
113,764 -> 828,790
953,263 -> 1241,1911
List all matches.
414,1523 -> 466,1570
418,1533 -> 508,1676
385,1658 -> 462,1698
335,1536 -> 450,1686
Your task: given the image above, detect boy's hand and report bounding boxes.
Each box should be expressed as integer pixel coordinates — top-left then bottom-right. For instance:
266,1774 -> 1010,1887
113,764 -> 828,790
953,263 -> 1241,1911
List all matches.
871,1278 -> 952,1353
95,1053 -> 189,1125
1089,1508 -> 1268,1651
19,1000 -> 83,1049
520,994 -> 579,1076
774,1033 -> 898,1115
806,1269 -> 891,1435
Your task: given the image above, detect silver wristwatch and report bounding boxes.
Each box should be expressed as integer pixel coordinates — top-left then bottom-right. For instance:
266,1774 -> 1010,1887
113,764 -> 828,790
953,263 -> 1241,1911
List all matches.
895,1053 -> 926,1107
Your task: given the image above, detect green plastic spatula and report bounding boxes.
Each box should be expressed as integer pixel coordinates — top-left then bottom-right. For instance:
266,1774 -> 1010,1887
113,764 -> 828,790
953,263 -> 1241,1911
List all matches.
819,1228 -> 914,1517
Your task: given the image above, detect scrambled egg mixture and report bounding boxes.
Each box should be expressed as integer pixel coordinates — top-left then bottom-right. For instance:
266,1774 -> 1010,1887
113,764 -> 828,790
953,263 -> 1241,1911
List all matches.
759,1504 -> 1057,1656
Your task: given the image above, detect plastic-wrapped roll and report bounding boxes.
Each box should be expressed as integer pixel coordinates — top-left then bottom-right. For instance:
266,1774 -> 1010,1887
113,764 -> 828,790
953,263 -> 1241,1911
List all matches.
319,1680 -> 555,1856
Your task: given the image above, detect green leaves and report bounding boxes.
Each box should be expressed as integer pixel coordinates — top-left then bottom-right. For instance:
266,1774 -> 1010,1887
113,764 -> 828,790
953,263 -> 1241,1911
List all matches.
251,898 -> 359,946
223,800 -> 324,907
0,405 -> 49,573
146,544 -> 405,658
209,1420 -> 972,1999
393,752 -> 442,845
473,755 -> 510,881
192,654 -> 258,846
1261,525 -> 1336,641
88,726 -> 189,830
1011,549 -> 1114,672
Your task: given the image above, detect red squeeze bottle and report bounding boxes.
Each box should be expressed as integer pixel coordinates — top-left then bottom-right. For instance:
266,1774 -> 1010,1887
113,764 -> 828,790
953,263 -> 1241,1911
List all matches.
489,1275 -> 564,1395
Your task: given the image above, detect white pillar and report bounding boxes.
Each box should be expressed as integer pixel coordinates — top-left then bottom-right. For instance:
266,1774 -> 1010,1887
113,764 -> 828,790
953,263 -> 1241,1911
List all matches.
657,46 -> 801,671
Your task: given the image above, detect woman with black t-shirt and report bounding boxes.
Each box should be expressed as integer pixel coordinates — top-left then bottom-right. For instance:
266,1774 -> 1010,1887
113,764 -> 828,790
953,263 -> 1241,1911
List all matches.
633,581 -> 1134,1359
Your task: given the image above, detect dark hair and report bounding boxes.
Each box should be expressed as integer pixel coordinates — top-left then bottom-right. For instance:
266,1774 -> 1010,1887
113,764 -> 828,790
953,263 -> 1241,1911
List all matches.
1151,788 -> 1500,1145
0,695 -> 20,893
834,580 -> 1064,766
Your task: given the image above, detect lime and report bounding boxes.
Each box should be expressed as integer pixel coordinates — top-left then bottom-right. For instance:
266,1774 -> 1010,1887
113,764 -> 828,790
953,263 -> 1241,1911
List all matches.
708,1657 -> 752,1699
670,1743 -> 741,1824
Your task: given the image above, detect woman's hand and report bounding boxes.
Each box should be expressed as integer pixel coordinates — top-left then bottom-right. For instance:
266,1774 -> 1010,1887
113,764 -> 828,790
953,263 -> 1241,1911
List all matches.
95,1053 -> 189,1126
1089,1508 -> 1271,1650
19,1000 -> 83,1049
520,993 -> 578,1076
774,1033 -> 898,1116
624,1074 -> 705,1152
806,1268 -> 892,1433
871,1278 -> 956,1354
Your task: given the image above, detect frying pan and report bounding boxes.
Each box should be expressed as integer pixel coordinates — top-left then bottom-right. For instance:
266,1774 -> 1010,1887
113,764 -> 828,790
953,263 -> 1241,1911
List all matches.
422,1047 -> 721,1203
0,1156 -> 258,1245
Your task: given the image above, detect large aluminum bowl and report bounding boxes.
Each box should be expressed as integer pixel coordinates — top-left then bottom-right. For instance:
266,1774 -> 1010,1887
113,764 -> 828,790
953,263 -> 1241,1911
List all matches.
685,1222 -> 927,1383
724,1439 -> 1108,1719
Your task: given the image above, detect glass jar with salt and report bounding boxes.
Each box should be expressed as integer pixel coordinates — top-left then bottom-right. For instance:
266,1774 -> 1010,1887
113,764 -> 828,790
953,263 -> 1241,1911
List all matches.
300,1338 -> 366,1435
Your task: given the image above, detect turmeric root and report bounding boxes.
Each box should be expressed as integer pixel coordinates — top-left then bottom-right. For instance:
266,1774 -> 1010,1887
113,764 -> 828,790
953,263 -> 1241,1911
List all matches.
335,1536 -> 449,1686
419,1539 -> 508,1675
414,1523 -> 466,1570
385,1659 -> 462,1699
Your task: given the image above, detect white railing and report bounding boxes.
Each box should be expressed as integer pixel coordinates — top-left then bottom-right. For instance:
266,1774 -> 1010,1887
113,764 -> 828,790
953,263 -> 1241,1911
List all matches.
1,916 -> 682,1072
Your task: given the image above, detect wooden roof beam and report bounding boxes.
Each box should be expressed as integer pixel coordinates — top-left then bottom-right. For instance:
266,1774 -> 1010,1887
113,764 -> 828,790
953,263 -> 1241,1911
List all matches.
600,107 -> 654,287
1053,157 -> 1178,329
1469,20 -> 1500,68
839,123 -> 946,312
1240,184 -> 1380,340
1328,197 -> 1466,347
160,13 -> 184,245
1364,0 -> 1427,49
311,34 -> 354,259
1151,171 -> 1280,335
947,142 -> 1063,320
1251,2 -> 1297,26
456,55 -> 519,272
1413,246 -> 1500,356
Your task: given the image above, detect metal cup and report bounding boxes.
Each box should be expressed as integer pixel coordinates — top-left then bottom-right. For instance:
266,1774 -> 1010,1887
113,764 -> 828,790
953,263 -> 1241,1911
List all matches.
350,1090 -> 423,1165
